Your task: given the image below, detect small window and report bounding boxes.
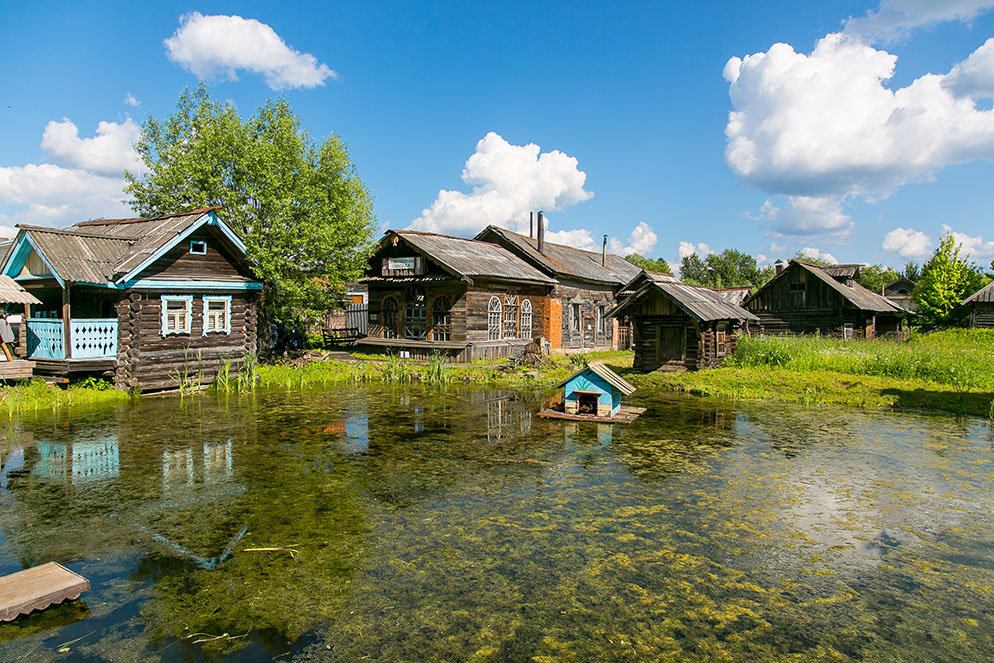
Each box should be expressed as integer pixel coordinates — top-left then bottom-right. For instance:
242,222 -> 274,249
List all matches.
161,295 -> 192,336
716,324 -> 728,357
488,296 -> 502,340
202,295 -> 231,335
519,299 -> 533,340
843,323 -> 855,340
571,303 -> 581,332
190,241 -> 207,255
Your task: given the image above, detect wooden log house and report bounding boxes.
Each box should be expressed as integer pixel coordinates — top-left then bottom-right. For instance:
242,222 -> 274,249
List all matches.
743,260 -> 905,339
608,270 -> 758,372
0,208 -> 263,390
359,230 -> 557,361
475,221 -> 641,352
963,282 -> 994,328
883,276 -> 917,313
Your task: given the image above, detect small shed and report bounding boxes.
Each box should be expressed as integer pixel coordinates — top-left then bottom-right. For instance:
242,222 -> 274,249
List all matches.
559,360 -> 635,417
963,282 -> 994,328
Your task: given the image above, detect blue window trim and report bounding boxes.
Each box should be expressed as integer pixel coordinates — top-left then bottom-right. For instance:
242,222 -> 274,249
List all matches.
190,240 -> 207,255
161,295 -> 193,336
202,295 -> 232,335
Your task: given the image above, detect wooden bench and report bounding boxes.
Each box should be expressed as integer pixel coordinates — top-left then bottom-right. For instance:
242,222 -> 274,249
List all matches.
322,327 -> 361,346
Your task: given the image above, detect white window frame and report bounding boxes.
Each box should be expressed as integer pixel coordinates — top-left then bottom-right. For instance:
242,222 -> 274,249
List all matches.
488,295 -> 502,340
202,295 -> 232,335
161,295 -> 193,336
519,299 -> 533,340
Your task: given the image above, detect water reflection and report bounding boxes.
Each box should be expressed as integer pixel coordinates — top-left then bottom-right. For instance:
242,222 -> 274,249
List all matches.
0,388 -> 991,662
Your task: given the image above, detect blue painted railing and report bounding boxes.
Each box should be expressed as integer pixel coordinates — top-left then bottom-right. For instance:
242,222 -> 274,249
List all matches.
26,318 -> 118,360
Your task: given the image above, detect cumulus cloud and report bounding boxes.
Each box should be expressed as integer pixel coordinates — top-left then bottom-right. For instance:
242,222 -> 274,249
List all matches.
844,0 -> 994,43
409,131 -> 593,236
0,164 -> 130,226
942,224 -> 994,257
544,228 -> 596,251
753,196 -> 854,241
882,226 -> 933,257
124,93 -> 141,107
678,241 -> 712,260
41,117 -> 141,176
164,12 -> 336,90
945,38 -> 994,98
798,247 -> 840,264
609,221 -> 658,256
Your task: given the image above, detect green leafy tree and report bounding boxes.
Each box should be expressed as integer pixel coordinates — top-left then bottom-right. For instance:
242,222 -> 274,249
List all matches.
624,253 -> 671,274
903,260 -> 921,283
679,249 -> 770,290
679,252 -> 709,285
792,251 -> 834,267
913,234 -> 984,328
856,264 -> 900,293
125,84 -> 377,324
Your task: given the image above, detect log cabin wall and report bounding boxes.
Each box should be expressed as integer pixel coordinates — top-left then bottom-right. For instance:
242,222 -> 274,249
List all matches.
115,290 -> 259,391
553,282 -> 617,352
367,280 -> 468,342
971,303 -> 994,328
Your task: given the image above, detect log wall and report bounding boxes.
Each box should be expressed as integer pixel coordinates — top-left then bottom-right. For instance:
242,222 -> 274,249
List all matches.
970,303 -> 994,328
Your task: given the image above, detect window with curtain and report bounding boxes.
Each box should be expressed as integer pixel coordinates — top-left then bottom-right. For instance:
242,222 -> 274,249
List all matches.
404,286 -> 426,339
519,299 -> 532,339
382,296 -> 399,338
432,295 -> 451,341
488,296 -> 502,340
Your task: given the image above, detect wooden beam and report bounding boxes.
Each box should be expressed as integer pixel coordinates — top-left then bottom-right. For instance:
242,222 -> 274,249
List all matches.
62,286 -> 71,359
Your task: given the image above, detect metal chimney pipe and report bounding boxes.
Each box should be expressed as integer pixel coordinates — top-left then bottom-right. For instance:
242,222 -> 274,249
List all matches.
537,211 -> 545,254
529,211 -> 534,239
602,234 -> 607,266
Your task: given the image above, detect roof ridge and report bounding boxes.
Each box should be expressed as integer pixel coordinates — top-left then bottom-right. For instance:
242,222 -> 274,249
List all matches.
16,225 -> 133,240
75,206 -> 219,227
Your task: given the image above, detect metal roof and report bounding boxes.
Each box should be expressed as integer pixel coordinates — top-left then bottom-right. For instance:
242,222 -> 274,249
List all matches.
819,264 -> 862,280
476,226 -> 642,286
713,287 -> 751,306
383,231 -> 556,285
964,281 -> 994,304
609,270 -> 758,323
0,275 -> 41,305
792,261 -> 902,313
556,360 -> 636,395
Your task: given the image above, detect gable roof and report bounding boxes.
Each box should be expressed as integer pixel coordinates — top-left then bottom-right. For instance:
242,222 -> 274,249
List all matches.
1,208 -> 256,287
367,231 -> 556,286
884,276 -> 916,295
608,270 -> 758,323
713,287 -> 752,306
0,275 -> 41,305
557,360 -> 636,396
475,225 -> 641,286
963,281 -> 994,304
744,260 -> 902,314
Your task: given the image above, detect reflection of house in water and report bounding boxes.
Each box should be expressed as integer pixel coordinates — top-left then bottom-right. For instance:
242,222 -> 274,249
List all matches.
345,410 -> 369,454
484,391 -> 532,442
162,440 -> 233,489
32,439 -> 119,484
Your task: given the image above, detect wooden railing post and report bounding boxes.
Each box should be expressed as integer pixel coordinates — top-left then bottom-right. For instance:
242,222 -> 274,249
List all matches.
62,285 -> 71,359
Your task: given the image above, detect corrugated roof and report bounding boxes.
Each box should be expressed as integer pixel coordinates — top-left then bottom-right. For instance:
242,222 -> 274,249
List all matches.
713,287 -> 751,306
0,275 -> 41,305
819,264 -> 862,280
792,261 -> 901,313
476,226 -> 641,286
557,360 -> 636,395
964,281 -> 994,304
386,231 -> 556,285
609,270 -> 758,323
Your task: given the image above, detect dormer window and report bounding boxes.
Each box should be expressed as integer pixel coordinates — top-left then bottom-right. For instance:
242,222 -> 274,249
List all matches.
190,241 -> 207,255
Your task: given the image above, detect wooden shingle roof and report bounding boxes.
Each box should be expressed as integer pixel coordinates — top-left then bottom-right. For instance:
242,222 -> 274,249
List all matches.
557,360 -> 636,396
609,270 -> 758,323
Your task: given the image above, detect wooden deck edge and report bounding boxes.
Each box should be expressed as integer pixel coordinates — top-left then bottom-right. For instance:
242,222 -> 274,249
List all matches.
537,406 -> 646,424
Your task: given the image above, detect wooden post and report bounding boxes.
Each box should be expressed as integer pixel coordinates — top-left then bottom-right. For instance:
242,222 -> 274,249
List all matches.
62,285 -> 71,359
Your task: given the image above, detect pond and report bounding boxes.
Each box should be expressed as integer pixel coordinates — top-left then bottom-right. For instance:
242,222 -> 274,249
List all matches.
0,385 -> 993,662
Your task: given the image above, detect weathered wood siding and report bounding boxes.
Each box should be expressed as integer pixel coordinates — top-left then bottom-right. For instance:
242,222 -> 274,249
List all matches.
552,282 -> 617,351
971,303 -> 994,328
115,291 -> 259,391
140,227 -> 256,283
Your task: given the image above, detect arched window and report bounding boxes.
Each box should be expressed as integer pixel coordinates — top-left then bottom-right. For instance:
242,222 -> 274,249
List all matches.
382,296 -> 399,338
404,286 -> 426,339
488,296 -> 502,340
503,293 -> 518,339
519,299 -> 533,339
432,296 -> 451,341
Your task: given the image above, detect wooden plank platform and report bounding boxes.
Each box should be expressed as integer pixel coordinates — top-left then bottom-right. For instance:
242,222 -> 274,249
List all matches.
0,562 -> 89,621
0,360 -> 34,381
537,405 -> 647,424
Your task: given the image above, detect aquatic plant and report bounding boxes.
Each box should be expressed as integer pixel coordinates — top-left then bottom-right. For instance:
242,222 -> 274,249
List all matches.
421,352 -> 452,387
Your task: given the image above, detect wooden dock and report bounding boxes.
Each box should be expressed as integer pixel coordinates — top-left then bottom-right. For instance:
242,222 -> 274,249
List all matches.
0,562 -> 89,621
538,405 -> 647,424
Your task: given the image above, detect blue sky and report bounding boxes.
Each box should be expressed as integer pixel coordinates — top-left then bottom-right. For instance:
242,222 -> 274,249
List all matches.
2,1 -> 994,271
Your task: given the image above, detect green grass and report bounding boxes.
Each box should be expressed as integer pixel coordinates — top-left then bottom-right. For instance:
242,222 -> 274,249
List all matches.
0,378 -> 129,417
644,330 -> 994,417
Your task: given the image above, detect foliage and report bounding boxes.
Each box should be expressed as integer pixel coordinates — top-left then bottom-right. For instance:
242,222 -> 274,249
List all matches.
903,260 -> 921,283
856,264 -> 899,293
913,234 -> 988,328
679,249 -> 773,290
792,251 -> 834,266
624,253 -> 671,274
125,83 -> 377,324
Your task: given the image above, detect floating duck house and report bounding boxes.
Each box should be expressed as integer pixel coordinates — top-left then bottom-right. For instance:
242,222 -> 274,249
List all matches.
538,360 -> 644,424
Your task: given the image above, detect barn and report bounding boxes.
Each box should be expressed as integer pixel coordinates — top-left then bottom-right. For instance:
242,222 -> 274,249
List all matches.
0,208 -> 263,390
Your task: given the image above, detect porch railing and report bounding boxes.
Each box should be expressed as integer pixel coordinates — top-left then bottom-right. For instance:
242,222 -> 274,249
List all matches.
25,318 -> 118,360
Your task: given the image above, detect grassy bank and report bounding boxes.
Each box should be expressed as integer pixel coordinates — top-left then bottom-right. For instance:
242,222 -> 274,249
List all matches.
642,330 -> 994,417
0,378 -> 129,417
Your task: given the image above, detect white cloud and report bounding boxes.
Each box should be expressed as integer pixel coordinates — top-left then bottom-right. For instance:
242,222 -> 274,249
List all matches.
941,224 -> 994,257
164,12 -> 336,90
945,38 -> 994,98
124,93 -> 141,107
769,242 -> 787,253
844,0 -> 994,43
882,226 -> 933,257
798,247 -> 840,264
41,117 -> 141,176
409,131 -> 593,236
754,196 -> 854,240
608,221 -> 658,256
0,164 -> 130,226
544,228 -> 596,250
678,241 -> 712,260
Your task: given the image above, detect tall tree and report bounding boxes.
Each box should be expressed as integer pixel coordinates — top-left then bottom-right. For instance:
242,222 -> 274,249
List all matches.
624,253 -> 671,274
679,253 -> 709,285
913,234 -> 986,328
679,249 -> 770,290
125,84 -> 377,323
856,264 -> 900,293
903,260 -> 921,283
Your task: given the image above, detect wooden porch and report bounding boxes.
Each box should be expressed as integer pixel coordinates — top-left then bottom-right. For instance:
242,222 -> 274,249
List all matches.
23,318 -> 117,378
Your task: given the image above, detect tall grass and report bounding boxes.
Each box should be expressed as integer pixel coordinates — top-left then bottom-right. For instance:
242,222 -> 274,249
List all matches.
0,379 -> 128,417
726,330 -> 994,391
421,352 -> 452,386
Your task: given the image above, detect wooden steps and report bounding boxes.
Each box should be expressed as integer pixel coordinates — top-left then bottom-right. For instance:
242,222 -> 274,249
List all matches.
0,562 -> 89,621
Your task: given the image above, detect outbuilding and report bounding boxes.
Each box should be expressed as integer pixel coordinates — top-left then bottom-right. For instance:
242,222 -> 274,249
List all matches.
963,282 -> 994,328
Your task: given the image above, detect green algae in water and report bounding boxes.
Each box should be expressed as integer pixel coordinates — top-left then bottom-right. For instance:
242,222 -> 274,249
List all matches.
0,386 -> 993,661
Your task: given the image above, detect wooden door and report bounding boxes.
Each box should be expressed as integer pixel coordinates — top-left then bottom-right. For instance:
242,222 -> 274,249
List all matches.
656,326 -> 683,363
